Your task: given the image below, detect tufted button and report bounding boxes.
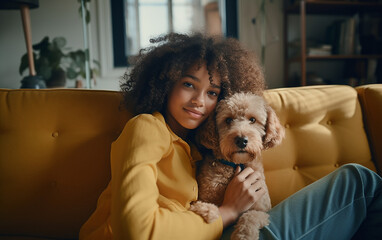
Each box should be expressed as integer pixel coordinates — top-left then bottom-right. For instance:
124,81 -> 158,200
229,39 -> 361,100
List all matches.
212,161 -> 216,167
327,120 -> 332,125
52,132 -> 59,138
334,163 -> 339,168
293,165 -> 298,170
285,123 -> 290,129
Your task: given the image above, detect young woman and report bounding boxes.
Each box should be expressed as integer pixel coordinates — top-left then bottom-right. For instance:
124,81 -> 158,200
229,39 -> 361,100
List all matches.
80,33 -> 266,239
80,33 -> 382,240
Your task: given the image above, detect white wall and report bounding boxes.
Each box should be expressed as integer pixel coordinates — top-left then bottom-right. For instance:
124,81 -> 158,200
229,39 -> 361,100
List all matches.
0,0 -> 90,89
0,0 -> 286,90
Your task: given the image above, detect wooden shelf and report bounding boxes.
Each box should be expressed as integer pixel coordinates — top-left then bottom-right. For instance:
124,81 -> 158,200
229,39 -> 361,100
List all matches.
288,54 -> 382,62
286,0 -> 382,15
284,0 -> 382,86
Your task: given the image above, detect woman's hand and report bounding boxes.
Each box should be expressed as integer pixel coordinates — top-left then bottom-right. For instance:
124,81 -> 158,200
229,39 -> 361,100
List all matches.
218,167 -> 266,228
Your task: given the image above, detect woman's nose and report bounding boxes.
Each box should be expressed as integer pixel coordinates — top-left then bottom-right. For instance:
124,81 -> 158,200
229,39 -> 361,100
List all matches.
191,93 -> 205,107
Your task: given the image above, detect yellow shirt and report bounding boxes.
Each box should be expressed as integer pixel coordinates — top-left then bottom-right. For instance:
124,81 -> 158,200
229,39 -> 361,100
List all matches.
79,112 -> 223,240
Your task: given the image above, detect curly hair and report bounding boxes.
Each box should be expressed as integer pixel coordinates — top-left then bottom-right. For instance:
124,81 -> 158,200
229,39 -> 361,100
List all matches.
120,32 -> 265,115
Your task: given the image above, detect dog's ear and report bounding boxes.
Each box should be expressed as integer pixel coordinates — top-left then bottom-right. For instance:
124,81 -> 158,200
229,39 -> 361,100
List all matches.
196,113 -> 220,151
263,104 -> 285,149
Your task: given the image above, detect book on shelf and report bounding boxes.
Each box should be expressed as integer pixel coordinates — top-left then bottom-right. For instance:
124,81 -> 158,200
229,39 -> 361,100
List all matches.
326,15 -> 361,55
308,45 -> 332,56
288,40 -> 333,57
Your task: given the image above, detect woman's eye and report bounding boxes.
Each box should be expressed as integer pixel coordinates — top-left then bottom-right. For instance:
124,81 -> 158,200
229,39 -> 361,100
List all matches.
249,117 -> 256,124
183,82 -> 193,88
208,91 -> 218,97
225,118 -> 233,124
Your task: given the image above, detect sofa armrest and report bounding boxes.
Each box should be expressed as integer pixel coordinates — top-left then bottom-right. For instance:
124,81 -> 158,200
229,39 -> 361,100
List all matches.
357,84 -> 382,174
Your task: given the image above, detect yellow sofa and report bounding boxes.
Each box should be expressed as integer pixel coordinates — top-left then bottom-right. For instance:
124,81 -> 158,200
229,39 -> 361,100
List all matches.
0,84 -> 381,240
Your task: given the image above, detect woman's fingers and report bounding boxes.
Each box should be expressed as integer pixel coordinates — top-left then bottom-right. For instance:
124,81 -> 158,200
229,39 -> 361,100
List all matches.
235,167 -> 252,181
246,170 -> 262,185
234,165 -> 241,176
236,168 -> 266,198
236,167 -> 262,183
250,178 -> 264,192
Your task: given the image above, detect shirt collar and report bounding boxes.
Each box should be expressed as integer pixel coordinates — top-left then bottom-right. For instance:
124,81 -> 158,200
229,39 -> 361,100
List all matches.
153,112 -> 180,142
153,112 -> 202,164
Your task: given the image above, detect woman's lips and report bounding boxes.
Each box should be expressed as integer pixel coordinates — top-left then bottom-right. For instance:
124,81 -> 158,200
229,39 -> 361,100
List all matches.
184,108 -> 204,119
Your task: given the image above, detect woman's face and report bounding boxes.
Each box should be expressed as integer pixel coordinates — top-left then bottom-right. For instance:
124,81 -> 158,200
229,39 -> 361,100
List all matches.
165,63 -> 221,139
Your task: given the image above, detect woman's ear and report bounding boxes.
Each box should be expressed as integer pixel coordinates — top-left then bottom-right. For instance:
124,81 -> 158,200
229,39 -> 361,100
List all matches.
263,104 -> 285,149
196,113 -> 220,151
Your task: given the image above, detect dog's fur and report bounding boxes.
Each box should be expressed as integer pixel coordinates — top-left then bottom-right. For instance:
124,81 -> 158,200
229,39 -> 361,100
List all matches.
190,92 -> 285,240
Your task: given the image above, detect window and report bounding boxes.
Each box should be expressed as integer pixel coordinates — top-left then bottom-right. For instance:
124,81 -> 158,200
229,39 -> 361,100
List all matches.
126,0 -> 204,55
111,0 -> 237,67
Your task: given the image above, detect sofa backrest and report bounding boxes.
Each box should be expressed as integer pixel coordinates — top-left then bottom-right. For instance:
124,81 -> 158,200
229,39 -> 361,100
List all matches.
0,89 -> 131,239
262,85 -> 376,206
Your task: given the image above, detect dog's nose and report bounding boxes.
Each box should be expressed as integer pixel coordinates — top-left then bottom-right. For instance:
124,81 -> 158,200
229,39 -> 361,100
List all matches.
235,136 -> 248,149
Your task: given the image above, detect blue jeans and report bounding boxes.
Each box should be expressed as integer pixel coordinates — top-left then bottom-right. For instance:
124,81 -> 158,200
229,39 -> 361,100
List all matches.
222,164 -> 382,240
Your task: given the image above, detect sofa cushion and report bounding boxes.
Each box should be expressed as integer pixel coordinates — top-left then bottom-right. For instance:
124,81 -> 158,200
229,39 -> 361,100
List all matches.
356,84 -> 382,174
0,89 -> 131,239
263,85 -> 376,206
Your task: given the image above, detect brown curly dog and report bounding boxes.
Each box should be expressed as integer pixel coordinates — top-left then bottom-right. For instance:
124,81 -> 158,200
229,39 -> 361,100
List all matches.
190,92 -> 285,240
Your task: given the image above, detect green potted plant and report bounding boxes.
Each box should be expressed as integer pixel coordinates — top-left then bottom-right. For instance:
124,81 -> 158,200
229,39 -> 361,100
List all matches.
66,48 -> 99,87
19,36 -> 99,88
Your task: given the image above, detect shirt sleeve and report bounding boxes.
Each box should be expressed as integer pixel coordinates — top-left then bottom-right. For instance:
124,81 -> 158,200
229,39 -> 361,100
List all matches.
110,114 -> 223,240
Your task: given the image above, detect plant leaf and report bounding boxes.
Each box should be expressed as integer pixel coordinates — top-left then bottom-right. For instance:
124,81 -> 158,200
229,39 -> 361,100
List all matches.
19,53 -> 29,75
53,37 -> 67,49
49,50 -> 64,68
78,0 -> 91,24
37,57 -> 52,81
33,36 -> 49,51
86,9 -> 90,24
92,59 -> 100,68
66,67 -> 78,79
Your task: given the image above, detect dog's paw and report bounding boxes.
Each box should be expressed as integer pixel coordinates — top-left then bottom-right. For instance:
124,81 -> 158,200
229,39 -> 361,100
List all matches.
231,210 -> 269,240
253,192 -> 272,212
189,201 -> 220,223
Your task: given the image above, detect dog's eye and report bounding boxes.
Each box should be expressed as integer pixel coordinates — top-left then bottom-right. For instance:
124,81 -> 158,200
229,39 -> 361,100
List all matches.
249,117 -> 256,124
225,118 -> 233,124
